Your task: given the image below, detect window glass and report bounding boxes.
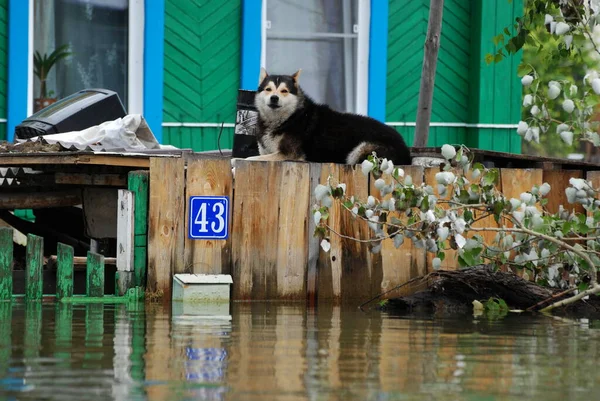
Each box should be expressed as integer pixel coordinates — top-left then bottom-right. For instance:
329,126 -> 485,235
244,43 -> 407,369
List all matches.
33,0 -> 129,112
266,0 -> 358,113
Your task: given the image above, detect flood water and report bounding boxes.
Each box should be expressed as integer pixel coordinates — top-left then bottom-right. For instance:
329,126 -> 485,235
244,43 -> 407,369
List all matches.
0,302 -> 600,401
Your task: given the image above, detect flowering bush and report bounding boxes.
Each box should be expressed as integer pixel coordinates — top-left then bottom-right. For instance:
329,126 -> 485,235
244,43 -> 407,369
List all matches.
490,0 -> 600,151
313,145 -> 600,310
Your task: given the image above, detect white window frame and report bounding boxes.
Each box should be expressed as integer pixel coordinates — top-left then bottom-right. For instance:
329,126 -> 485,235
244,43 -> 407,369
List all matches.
260,0 -> 370,115
27,0 -> 144,116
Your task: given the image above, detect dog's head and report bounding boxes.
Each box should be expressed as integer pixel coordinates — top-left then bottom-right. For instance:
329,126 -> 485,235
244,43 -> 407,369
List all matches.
255,68 -> 303,125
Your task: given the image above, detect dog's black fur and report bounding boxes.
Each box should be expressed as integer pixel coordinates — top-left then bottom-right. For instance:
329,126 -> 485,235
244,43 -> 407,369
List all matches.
251,70 -> 412,166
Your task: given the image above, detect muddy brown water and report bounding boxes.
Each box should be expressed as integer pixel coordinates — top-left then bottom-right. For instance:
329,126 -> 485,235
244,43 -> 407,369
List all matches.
0,301 -> 599,401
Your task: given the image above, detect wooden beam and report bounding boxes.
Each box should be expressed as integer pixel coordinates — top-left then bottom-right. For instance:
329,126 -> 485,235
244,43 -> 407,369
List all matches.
117,189 -> 135,272
0,153 -> 155,168
55,172 -> 127,186
0,189 -> 82,209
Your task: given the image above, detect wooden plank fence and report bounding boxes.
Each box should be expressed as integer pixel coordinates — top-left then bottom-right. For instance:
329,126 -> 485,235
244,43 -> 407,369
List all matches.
147,158 -> 600,303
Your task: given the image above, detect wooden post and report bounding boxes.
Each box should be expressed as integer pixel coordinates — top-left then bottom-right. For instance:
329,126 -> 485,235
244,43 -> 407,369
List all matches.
56,243 -> 74,300
148,158 -> 185,299
413,0 -> 444,147
117,189 -> 135,295
128,170 -> 149,288
0,227 -> 13,300
25,234 -> 44,301
54,303 -> 73,365
86,252 -> 105,297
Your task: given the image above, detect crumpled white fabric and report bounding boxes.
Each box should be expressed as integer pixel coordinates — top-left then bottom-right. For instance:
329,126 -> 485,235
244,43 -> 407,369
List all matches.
19,114 -> 162,151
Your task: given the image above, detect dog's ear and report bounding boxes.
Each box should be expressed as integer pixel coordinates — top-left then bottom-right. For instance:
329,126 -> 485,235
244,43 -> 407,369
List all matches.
259,68 -> 269,85
291,69 -> 302,84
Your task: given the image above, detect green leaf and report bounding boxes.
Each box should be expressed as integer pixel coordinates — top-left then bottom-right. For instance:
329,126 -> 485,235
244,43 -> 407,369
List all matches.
485,53 -> 495,65
494,53 -> 504,63
437,251 -> 446,261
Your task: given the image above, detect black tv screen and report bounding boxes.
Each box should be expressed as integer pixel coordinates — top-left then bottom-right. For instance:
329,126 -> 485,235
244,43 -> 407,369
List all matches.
15,88 -> 127,140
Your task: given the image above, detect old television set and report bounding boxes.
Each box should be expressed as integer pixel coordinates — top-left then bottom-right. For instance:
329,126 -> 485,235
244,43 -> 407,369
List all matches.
14,88 -> 127,140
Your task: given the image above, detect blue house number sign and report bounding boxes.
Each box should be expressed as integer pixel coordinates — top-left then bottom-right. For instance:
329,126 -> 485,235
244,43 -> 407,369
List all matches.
188,196 -> 229,239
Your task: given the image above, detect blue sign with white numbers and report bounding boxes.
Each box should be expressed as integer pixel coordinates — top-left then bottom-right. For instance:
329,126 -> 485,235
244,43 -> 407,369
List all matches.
188,196 -> 229,239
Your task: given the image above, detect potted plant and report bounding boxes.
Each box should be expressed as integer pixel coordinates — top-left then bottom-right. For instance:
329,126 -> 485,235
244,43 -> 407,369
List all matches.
33,44 -> 71,112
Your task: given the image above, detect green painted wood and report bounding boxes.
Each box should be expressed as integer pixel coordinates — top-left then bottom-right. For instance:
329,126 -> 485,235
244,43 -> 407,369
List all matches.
162,126 -> 234,152
0,227 -> 12,300
467,0 -> 523,153
56,242 -> 74,300
128,170 -> 149,288
86,252 -> 105,297
387,1 -> 522,152
0,302 -> 10,377
163,0 -> 241,151
25,234 -> 43,300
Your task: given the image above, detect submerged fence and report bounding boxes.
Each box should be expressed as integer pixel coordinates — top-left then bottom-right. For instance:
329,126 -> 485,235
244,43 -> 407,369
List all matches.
146,156 -> 600,303
0,228 -> 143,303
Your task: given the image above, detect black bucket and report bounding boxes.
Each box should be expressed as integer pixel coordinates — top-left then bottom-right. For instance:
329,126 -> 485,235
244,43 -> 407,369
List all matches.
232,89 -> 260,158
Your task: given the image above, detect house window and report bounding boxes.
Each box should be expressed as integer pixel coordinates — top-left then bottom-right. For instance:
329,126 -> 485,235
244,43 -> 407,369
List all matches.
32,0 -> 129,112
264,0 -> 363,113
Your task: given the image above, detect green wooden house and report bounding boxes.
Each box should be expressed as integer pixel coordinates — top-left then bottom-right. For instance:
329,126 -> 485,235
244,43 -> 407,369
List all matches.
0,0 -> 523,154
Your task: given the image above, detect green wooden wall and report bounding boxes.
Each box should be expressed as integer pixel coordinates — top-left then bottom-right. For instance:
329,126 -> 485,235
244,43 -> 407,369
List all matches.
386,0 -> 523,153
0,1 -> 7,141
162,0 -> 241,150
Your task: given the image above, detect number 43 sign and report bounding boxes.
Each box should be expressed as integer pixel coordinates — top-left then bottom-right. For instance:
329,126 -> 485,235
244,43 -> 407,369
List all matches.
188,196 -> 229,239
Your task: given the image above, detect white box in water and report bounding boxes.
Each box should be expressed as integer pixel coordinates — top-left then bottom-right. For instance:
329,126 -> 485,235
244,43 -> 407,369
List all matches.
172,274 -> 233,302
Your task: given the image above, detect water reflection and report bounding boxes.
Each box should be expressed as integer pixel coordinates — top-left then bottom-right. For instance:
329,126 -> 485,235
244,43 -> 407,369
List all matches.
0,301 -> 600,400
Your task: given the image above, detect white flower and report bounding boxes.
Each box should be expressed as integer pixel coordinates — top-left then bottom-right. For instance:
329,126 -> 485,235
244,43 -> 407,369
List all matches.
539,182 -> 551,196
555,22 -> 570,35
453,218 -> 467,234
512,210 -> 524,223
592,78 -> 600,95
441,144 -> 457,160
520,192 -> 533,205
404,175 -> 413,186
557,123 -> 569,133
550,21 -> 557,34
569,177 -> 588,190
383,160 -> 394,175
380,159 -> 390,173
365,209 -> 374,218
562,99 -> 575,113
314,184 -> 330,201
525,127 -> 540,143
502,235 -> 514,248
437,226 -> 450,241
521,75 -> 534,86
566,187 -> 577,203
368,215 -> 380,231
388,198 -> 396,211
509,198 -> 521,211
435,171 -> 455,185
545,14 -> 553,25
523,94 -> 533,107
455,234 -> 466,249
570,84 -> 578,97
432,257 -> 442,270
351,206 -> 358,215
367,195 -> 376,207
517,121 -> 528,135
560,131 -> 574,146
320,239 -> 331,252
548,83 -> 561,100
394,167 -> 405,178
313,210 -> 322,226
530,105 -> 541,116
471,169 -> 481,179
565,35 -> 573,50
425,210 -> 436,222
361,159 -> 374,176
374,178 -> 386,190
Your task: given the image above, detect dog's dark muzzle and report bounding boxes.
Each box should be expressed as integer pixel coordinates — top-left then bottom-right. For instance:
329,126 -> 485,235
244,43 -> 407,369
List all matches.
269,95 -> 280,109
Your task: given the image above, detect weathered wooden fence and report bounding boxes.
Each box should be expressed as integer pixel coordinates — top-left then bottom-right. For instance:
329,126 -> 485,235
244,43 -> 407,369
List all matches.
146,156 -> 600,303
